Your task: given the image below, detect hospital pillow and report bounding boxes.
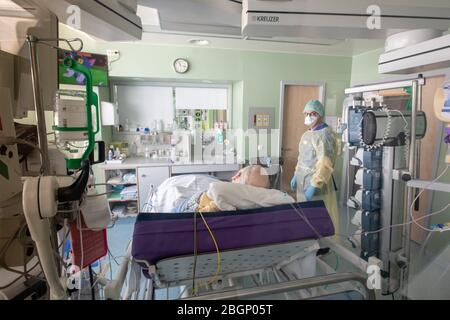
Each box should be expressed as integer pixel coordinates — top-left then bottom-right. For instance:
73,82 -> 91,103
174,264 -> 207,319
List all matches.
207,182 -> 295,211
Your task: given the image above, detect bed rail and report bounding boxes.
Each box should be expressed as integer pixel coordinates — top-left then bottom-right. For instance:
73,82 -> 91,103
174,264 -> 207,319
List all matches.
183,272 -> 375,300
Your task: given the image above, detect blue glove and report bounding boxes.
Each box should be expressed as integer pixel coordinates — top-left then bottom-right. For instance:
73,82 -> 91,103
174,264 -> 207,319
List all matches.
290,176 -> 297,191
305,185 -> 319,201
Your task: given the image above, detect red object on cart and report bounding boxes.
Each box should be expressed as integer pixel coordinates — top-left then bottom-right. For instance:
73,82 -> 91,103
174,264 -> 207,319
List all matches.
70,213 -> 108,269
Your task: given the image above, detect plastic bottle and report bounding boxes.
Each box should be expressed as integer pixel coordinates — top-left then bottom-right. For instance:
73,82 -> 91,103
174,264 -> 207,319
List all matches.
156,120 -> 163,132
216,129 -> 224,144
131,141 -> 138,157
108,146 -> 114,161
171,148 -> 177,163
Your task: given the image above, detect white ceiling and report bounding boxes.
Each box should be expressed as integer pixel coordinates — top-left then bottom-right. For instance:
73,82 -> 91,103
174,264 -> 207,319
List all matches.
135,0 -> 386,57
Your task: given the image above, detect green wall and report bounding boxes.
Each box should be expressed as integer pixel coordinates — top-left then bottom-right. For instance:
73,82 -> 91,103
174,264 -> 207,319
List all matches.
101,43 -> 351,129
60,25 -> 352,133
351,48 -> 450,254
351,48 -> 384,85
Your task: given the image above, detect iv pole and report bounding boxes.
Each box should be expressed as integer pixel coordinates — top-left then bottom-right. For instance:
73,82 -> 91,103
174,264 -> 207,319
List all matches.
25,35 -> 84,174
26,35 -> 51,175
24,35 -> 84,287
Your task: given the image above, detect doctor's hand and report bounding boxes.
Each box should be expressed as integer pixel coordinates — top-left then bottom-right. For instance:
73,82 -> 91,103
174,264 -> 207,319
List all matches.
290,176 -> 297,191
305,185 -> 319,201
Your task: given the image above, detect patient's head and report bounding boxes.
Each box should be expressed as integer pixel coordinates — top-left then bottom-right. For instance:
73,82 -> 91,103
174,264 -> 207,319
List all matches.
232,165 -> 270,189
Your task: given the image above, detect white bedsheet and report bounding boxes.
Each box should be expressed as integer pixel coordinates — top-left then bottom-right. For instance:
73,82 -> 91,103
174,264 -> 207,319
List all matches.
149,175 -> 220,212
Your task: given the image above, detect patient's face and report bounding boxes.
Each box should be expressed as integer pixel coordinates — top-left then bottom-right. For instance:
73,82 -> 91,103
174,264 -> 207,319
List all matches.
232,166 -> 269,188
231,169 -> 245,184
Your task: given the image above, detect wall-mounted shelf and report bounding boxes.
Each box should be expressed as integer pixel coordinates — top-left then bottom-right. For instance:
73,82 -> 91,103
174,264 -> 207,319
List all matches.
107,192 -> 138,203
112,213 -> 138,219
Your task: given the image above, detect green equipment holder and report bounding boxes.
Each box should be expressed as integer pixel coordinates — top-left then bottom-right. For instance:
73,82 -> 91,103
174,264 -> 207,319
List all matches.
53,58 -> 100,170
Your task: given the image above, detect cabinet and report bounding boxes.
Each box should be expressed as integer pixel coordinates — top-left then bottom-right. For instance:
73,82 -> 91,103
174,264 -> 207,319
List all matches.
103,168 -> 138,219
100,162 -> 239,216
137,166 -> 170,212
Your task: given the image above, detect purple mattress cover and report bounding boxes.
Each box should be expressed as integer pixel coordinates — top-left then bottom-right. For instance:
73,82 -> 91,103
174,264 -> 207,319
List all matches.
132,201 -> 334,265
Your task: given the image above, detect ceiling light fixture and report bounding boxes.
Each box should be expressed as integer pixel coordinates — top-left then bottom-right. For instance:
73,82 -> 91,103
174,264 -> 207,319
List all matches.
189,39 -> 210,46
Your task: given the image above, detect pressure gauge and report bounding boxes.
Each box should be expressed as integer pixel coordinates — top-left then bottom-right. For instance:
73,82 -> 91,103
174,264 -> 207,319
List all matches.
173,58 -> 189,74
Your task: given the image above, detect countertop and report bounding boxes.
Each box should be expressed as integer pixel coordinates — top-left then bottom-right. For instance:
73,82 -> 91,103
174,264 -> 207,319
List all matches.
99,157 -> 241,171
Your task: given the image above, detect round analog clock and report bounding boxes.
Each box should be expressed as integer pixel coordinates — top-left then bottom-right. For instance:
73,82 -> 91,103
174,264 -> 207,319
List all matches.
173,58 -> 189,74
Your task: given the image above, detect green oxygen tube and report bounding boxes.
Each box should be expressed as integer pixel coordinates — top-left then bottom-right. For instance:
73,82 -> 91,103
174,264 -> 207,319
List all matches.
53,58 -> 100,170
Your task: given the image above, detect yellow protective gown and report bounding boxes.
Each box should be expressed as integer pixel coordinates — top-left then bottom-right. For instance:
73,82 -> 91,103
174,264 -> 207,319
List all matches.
295,124 -> 341,235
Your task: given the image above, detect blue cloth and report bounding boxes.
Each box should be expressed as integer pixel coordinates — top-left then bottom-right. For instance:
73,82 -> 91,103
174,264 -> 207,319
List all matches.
312,123 -> 328,131
172,192 -> 203,213
305,185 -> 319,201
172,199 -> 189,213
290,175 -> 297,191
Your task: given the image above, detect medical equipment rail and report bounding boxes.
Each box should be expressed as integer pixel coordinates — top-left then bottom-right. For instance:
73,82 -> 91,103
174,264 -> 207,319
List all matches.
184,272 -> 375,300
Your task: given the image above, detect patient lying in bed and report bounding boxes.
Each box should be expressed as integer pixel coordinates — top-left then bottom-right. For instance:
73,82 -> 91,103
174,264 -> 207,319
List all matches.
150,165 -> 294,213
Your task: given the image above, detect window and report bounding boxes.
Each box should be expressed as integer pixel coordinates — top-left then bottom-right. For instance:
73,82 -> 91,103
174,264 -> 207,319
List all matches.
115,85 -> 174,128
175,87 -> 228,110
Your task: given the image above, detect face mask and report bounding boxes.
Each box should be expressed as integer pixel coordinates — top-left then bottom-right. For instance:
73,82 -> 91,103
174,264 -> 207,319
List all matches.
304,115 -> 318,126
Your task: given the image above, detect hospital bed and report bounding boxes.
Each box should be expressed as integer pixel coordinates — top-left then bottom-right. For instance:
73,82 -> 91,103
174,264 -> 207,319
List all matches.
105,201 -> 376,300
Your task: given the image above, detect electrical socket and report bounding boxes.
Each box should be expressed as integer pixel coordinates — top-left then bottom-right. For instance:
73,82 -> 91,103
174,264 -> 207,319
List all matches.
107,49 -> 120,59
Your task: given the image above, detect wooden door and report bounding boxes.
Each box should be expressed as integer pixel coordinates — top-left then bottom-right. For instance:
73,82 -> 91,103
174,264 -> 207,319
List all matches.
281,85 -> 321,197
411,76 -> 446,243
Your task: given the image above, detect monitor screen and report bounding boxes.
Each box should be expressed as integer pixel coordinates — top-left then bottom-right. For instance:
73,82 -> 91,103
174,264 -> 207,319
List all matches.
58,50 -> 109,87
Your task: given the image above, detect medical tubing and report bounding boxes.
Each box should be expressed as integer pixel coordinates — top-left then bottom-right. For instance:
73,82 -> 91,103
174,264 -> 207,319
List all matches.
418,232 -> 434,260
389,109 -> 410,163
341,205 -> 448,238
77,215 -> 84,300
198,211 -> 222,287
0,261 -> 41,290
0,137 -> 45,174
330,197 -> 450,239
288,202 -> 324,239
0,223 -> 45,282
409,165 -> 450,233
411,203 -> 450,232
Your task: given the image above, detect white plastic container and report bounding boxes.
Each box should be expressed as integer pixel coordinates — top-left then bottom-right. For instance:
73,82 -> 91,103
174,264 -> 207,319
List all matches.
54,90 -> 91,163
